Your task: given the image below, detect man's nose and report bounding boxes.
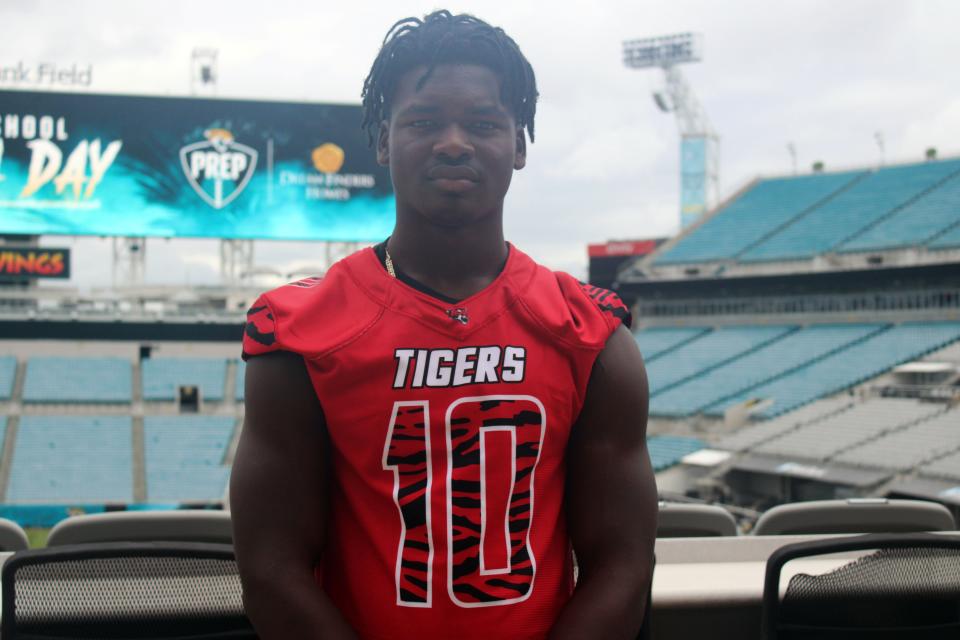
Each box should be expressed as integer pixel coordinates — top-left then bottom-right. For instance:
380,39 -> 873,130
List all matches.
433,124 -> 474,161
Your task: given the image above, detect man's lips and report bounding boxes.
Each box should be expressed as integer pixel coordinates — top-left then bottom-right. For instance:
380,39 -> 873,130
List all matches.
426,165 -> 479,182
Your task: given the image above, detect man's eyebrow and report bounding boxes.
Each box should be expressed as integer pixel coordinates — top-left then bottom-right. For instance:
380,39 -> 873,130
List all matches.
468,104 -> 510,117
396,104 -> 441,116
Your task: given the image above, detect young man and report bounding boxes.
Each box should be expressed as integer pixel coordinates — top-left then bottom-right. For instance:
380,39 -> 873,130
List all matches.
231,11 -> 657,639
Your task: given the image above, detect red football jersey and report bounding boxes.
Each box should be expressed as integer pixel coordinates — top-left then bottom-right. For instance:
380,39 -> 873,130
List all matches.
242,245 -> 630,640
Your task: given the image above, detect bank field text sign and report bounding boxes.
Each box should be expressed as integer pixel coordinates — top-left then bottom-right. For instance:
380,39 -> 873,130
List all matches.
0,90 -> 394,241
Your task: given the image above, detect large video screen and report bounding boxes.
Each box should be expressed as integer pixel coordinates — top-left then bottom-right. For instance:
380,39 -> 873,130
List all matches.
0,90 -> 394,241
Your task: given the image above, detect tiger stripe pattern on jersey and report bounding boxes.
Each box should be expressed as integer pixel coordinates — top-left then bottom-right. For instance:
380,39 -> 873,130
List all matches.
579,282 -> 632,328
446,396 -> 546,607
383,401 -> 433,606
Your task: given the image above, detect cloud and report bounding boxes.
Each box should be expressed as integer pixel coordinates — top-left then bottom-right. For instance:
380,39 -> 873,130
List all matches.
10,0 -> 960,285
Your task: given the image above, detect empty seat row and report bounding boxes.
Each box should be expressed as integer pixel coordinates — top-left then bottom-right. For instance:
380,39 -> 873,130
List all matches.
648,436 -> 705,472
833,406 -> 960,471
713,321 -> 960,417
3,416 -> 235,505
714,396 -> 854,452
144,416 -> 235,502
655,170 -> 865,264
7,416 -> 133,504
652,324 -> 881,417
22,357 -> 132,403
8,357 -> 237,403
633,327 -> 708,362
644,325 -> 793,394
753,398 -> 942,462
655,157 -> 960,265
141,358 -> 229,401
741,158 -> 960,262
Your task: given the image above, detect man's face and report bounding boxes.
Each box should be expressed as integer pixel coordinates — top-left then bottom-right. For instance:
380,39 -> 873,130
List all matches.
378,63 -> 526,228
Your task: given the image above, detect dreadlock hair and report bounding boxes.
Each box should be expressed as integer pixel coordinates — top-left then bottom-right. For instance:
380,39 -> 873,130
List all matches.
361,10 -> 538,147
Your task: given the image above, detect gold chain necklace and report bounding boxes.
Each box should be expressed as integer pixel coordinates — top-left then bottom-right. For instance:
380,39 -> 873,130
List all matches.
384,248 -> 397,278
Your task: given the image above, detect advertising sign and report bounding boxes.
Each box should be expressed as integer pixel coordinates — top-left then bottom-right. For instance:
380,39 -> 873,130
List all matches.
0,246 -> 70,279
0,90 -> 394,241
680,135 -> 707,229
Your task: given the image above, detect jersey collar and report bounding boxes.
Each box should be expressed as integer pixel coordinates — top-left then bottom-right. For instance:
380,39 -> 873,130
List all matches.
344,244 -> 538,340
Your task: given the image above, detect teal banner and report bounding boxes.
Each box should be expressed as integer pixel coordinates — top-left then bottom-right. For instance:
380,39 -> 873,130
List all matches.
0,90 -> 394,241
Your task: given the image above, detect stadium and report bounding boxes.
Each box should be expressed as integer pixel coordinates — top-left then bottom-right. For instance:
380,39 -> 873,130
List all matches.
1,4 -> 960,639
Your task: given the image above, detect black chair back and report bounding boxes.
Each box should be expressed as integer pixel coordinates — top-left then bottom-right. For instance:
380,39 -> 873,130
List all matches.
1,542 -> 256,639
762,533 -> 960,639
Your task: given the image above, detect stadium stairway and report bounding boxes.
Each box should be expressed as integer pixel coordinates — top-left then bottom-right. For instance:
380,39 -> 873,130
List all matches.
224,360 -> 237,404
131,416 -> 146,503
0,416 -> 14,501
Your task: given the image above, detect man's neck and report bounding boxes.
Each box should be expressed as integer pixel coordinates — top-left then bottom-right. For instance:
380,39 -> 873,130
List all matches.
386,216 -> 509,301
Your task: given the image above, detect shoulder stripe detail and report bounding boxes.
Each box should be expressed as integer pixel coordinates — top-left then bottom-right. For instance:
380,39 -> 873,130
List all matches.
579,282 -> 632,329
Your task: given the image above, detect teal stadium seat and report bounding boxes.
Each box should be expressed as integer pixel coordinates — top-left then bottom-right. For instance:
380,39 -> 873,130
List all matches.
633,327 -> 709,363
141,358 -> 228,401
654,171 -> 864,265
741,159 -> 960,262
711,322 -> 960,418
647,436 -> 705,472
7,416 -> 133,503
644,325 -> 793,395
839,171 -> 960,252
22,357 -> 131,403
651,324 -> 884,417
144,416 -> 234,502
927,221 -> 960,250
0,357 -> 16,400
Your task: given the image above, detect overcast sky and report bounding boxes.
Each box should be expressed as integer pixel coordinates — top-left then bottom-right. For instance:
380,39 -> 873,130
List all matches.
3,0 -> 959,289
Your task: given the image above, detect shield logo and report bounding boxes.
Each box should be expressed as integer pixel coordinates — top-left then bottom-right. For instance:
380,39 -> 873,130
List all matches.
179,128 -> 258,209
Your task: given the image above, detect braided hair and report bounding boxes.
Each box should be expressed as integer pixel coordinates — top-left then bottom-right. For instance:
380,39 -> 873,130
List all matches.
361,10 -> 538,146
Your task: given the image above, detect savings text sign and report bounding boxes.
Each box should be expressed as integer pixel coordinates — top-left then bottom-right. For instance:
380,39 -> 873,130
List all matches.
0,90 -> 394,241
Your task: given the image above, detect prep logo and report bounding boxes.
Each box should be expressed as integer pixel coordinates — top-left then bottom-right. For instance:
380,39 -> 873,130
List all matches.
179,128 -> 258,209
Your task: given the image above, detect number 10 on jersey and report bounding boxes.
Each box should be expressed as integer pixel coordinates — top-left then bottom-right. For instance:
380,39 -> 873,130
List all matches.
383,395 -> 546,608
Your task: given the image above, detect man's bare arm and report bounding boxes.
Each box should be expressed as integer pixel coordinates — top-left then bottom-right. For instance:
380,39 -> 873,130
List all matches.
549,325 -> 658,639
230,351 -> 357,639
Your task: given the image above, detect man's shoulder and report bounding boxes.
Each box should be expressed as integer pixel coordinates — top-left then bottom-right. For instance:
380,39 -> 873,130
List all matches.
242,249 -> 384,360
512,248 -> 632,349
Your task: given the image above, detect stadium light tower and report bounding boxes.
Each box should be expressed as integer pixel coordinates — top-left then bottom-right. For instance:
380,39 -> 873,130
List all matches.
623,33 -> 720,229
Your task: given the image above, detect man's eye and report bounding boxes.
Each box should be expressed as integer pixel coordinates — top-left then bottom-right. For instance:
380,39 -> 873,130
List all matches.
471,121 -> 497,131
409,120 -> 436,128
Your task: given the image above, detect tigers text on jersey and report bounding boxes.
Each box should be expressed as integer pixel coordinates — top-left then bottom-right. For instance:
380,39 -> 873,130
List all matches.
242,245 -> 630,640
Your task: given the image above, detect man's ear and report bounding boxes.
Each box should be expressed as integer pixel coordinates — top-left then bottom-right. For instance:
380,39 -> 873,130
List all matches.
376,121 -> 390,166
514,128 -> 527,170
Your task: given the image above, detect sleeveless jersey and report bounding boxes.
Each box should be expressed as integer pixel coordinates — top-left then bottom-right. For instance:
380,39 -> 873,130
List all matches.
242,245 -> 630,640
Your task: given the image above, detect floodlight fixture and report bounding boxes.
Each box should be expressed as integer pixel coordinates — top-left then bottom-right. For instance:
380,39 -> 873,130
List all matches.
622,33 -> 703,69
653,92 -> 672,113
